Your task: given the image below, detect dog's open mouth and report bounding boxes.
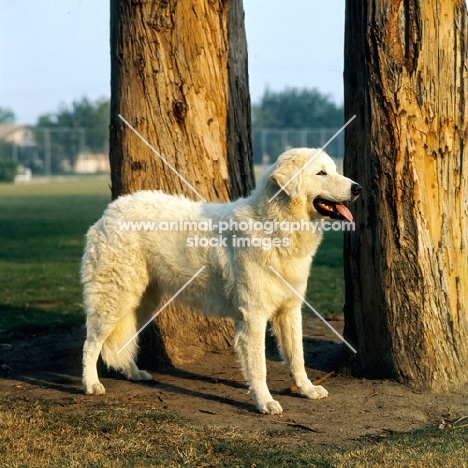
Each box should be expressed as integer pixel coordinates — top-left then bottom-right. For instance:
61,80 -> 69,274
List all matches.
313,198 -> 354,222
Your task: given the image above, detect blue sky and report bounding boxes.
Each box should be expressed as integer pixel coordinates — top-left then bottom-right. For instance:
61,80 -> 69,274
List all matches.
0,0 -> 344,124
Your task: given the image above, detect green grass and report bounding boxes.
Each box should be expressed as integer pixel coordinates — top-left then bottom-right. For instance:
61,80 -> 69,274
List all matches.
307,230 -> 345,316
0,178 -> 110,336
0,178 -> 346,337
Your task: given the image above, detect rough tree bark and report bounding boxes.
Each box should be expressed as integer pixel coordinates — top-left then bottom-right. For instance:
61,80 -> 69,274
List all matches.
109,0 -> 254,368
343,0 -> 468,391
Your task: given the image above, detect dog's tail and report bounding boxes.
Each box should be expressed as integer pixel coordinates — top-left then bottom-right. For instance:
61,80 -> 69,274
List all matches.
93,283 -> 160,372
82,220 -> 159,375
99,312 -> 139,372
82,222 -> 143,374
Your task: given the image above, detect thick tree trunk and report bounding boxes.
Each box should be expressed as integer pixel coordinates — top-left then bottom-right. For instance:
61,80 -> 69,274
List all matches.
109,0 -> 254,368
343,0 -> 468,391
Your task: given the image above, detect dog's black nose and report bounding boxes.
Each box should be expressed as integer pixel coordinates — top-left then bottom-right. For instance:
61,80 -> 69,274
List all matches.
351,183 -> 362,196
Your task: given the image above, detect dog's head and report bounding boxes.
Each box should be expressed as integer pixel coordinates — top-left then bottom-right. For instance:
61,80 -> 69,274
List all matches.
270,148 -> 361,222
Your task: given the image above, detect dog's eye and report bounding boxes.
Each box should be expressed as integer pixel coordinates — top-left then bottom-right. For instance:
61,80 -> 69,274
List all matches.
316,170 -> 327,176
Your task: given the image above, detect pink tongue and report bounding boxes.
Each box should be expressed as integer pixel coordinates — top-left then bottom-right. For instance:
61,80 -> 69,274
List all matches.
335,204 -> 353,222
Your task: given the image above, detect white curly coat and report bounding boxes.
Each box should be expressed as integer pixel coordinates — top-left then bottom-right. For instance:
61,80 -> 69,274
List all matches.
81,148 -> 360,414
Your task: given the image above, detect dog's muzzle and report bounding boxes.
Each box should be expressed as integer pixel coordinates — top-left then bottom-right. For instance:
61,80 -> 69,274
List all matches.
313,183 -> 362,222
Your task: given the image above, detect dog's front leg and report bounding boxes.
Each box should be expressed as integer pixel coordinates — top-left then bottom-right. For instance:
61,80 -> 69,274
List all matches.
272,306 -> 328,400
235,312 -> 283,415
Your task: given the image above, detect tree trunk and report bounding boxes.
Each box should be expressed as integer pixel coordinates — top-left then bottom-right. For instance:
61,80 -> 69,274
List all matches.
343,0 -> 468,391
109,0 -> 254,368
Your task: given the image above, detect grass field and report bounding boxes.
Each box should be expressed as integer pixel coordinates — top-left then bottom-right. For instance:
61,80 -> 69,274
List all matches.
1,178 -> 466,467
1,394 -> 467,468
0,178 -> 110,336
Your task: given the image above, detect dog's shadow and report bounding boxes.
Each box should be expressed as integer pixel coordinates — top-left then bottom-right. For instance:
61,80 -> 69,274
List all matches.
8,332 -> 342,414
16,366 -> 259,413
138,367 -> 259,413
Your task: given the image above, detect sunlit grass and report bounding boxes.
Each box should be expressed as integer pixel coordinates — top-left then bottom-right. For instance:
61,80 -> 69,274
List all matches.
0,396 -> 466,468
0,178 -> 110,336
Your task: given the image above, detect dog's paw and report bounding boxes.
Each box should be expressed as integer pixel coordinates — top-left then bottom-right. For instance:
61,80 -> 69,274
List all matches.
84,382 -> 106,395
258,400 -> 283,415
130,370 -> 152,381
300,383 -> 328,400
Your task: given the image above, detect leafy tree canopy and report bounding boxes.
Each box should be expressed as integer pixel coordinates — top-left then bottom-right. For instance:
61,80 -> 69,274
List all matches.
0,107 -> 15,124
252,88 -> 343,129
36,97 -> 109,153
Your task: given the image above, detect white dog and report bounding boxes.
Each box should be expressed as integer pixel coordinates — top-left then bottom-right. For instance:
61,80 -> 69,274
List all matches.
81,148 -> 361,414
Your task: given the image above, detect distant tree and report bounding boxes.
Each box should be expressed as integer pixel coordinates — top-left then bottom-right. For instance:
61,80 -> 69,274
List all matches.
0,158 -> 18,182
251,88 -> 343,129
0,107 -> 15,124
35,97 -> 110,172
36,97 -> 109,152
0,107 -> 18,168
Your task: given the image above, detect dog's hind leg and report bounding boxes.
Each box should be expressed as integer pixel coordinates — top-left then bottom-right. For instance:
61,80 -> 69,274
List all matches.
82,307 -> 133,395
272,305 -> 328,400
83,310 -> 149,394
82,328 -> 109,395
235,310 -> 283,415
82,278 -> 159,394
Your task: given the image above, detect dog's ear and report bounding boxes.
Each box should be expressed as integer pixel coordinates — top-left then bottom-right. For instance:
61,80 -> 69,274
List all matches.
270,158 -> 302,198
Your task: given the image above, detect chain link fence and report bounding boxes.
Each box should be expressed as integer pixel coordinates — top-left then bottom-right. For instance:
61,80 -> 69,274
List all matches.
3,126 -> 343,178
252,128 -> 344,165
0,127 -> 109,177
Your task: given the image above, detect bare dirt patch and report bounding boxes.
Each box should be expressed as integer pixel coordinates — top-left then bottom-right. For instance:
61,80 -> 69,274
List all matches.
1,315 -> 467,446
